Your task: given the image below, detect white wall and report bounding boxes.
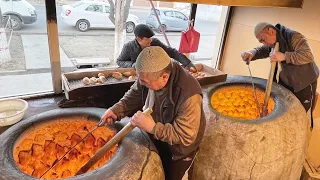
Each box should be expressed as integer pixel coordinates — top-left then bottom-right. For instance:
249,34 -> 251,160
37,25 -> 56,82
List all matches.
220,0 -> 320,92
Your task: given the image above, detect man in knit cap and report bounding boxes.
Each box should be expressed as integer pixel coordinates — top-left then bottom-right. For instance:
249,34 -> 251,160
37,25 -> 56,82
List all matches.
241,22 -> 319,129
101,46 -> 206,180
117,24 -> 197,72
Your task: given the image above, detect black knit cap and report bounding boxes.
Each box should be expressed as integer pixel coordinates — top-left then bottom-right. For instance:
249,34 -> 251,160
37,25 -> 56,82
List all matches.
134,24 -> 155,38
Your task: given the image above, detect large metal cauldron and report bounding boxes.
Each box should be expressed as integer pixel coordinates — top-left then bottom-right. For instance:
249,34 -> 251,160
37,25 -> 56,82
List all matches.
0,108 -> 164,180
192,75 -> 308,180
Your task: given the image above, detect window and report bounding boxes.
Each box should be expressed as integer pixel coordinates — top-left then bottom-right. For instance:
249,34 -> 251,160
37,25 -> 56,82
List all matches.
71,2 -> 84,8
150,9 -> 160,16
164,11 -> 174,17
0,1 -> 229,99
0,0 -> 53,98
105,6 -> 111,13
175,11 -> 187,20
85,5 -> 103,13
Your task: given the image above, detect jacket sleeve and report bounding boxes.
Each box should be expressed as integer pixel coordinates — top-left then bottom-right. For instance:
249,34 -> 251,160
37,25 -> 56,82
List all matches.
116,43 -> 135,68
152,38 -> 192,67
110,81 -> 144,119
250,45 -> 271,61
285,32 -> 314,65
152,94 -> 202,146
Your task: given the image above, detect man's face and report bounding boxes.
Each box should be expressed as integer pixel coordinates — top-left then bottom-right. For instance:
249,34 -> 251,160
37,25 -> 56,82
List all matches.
136,37 -> 152,49
138,72 -> 169,91
256,28 -> 277,48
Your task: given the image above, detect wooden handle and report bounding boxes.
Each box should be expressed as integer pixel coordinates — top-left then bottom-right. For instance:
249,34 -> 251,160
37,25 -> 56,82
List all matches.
261,42 -> 279,117
75,108 -> 153,175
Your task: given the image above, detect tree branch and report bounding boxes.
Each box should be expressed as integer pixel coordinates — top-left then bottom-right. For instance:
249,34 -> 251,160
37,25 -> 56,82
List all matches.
107,0 -> 132,26
107,0 -> 115,25
122,0 -> 132,26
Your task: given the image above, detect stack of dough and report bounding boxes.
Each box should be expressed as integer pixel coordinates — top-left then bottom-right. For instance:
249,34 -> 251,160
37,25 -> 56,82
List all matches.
82,71 -> 137,85
82,73 -> 107,85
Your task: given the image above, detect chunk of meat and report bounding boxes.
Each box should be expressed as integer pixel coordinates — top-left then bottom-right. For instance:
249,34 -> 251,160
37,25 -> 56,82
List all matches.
84,133 -> 95,148
62,170 -> 72,178
68,148 -> 80,161
44,140 -> 56,156
56,144 -> 66,160
19,164 -> 34,176
32,161 -> 49,178
97,137 -> 106,148
70,133 -> 82,147
18,150 -> 33,166
31,144 -> 44,159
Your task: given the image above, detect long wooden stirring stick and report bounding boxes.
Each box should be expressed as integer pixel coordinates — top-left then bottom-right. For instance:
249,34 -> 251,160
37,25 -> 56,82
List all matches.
261,42 -> 279,117
75,107 -> 153,175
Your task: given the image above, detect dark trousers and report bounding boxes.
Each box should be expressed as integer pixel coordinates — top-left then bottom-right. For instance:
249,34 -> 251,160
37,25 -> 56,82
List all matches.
152,139 -> 197,180
279,79 -> 318,129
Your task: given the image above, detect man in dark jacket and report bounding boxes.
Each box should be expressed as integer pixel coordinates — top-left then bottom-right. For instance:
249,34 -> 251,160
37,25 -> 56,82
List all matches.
241,22 -> 319,129
117,24 -> 197,72
102,46 -> 205,180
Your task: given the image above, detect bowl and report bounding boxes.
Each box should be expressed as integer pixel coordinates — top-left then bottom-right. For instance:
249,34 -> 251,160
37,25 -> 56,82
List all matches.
0,99 -> 28,126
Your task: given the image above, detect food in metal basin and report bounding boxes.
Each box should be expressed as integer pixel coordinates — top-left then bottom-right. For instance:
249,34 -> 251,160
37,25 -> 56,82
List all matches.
210,86 -> 275,120
13,119 -> 118,179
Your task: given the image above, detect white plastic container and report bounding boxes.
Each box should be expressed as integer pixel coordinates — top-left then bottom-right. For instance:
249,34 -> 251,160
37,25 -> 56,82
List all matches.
0,99 -> 28,126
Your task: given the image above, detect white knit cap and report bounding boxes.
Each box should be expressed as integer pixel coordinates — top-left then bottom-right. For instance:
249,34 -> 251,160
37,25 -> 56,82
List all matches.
254,22 -> 273,37
136,46 -> 170,72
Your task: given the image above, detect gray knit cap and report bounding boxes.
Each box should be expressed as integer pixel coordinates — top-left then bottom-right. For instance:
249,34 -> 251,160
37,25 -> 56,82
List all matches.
254,22 -> 273,37
136,46 -> 170,72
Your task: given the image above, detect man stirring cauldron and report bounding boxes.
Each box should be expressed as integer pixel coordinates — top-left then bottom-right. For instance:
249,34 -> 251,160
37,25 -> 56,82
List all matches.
101,46 -> 206,180
241,22 -> 319,129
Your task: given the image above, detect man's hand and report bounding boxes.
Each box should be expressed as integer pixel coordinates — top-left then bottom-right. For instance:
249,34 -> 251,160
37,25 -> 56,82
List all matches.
131,111 -> 156,134
241,51 -> 254,63
269,51 -> 286,62
186,62 -> 197,73
99,109 -> 118,126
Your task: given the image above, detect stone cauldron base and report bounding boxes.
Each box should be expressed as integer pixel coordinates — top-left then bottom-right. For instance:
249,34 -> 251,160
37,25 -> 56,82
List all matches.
192,75 -> 308,180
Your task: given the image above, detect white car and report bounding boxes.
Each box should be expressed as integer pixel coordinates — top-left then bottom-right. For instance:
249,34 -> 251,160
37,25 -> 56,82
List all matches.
61,1 -> 139,32
0,0 -> 37,30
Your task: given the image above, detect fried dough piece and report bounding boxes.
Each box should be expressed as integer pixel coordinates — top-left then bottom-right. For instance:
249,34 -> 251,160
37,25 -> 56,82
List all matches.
98,73 -> 105,77
123,71 -> 136,77
112,72 -> 123,80
128,76 -> 135,81
82,77 -> 90,85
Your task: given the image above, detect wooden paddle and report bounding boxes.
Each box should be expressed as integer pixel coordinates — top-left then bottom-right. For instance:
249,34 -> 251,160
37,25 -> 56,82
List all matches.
75,107 -> 153,175
261,42 -> 279,117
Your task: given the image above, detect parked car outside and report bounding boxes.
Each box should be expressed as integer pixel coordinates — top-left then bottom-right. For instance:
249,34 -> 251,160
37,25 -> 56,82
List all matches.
61,1 -> 140,32
0,0 -> 37,30
146,8 -> 189,32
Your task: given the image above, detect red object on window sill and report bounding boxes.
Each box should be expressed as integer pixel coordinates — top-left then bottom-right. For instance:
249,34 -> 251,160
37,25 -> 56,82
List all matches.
178,26 -> 200,53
